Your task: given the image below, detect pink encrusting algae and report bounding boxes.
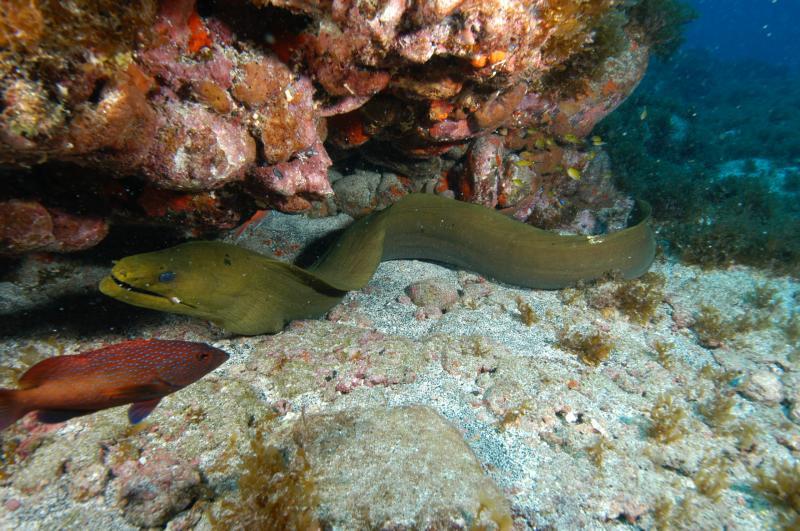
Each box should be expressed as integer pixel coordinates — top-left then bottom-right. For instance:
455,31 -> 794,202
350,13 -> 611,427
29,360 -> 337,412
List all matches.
0,339 -> 228,430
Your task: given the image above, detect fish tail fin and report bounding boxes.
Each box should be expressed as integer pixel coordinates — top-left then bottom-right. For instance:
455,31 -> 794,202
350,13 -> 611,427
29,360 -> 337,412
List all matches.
0,389 -> 24,431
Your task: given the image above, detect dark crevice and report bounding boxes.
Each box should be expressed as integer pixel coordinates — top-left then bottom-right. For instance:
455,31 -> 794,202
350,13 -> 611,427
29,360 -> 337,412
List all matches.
88,77 -> 108,105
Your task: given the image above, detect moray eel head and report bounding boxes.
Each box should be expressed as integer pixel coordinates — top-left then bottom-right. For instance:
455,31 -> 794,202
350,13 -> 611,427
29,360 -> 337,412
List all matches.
99,242 -> 250,327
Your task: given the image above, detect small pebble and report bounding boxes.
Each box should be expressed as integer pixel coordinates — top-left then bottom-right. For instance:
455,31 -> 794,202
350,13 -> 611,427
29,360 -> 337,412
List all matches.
740,371 -> 783,405
407,278 -> 459,311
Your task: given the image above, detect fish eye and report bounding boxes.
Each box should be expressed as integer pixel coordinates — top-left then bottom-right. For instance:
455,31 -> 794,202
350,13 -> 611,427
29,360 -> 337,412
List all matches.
159,271 -> 176,282
197,352 -> 209,361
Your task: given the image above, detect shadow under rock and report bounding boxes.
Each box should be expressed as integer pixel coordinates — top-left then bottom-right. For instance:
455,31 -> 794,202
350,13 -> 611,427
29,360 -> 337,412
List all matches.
0,293 -> 163,340
72,223 -> 191,265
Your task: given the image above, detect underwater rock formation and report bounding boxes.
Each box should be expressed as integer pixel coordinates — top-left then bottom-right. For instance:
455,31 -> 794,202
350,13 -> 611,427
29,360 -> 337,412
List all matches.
212,405 -> 513,529
0,0 -> 693,252
0,199 -> 108,254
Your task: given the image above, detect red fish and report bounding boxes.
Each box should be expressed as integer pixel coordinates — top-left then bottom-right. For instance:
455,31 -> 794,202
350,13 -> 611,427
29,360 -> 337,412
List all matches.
0,339 -> 228,431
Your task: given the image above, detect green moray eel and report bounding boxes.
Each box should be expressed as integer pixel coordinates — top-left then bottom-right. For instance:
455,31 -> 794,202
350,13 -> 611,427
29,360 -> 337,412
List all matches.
100,193 -> 655,335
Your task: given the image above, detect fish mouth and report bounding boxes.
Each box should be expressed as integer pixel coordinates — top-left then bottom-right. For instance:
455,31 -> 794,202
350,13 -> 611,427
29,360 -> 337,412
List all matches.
106,275 -> 197,309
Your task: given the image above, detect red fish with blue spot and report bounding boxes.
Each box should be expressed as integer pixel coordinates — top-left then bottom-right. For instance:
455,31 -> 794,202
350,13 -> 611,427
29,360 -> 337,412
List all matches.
0,339 -> 228,431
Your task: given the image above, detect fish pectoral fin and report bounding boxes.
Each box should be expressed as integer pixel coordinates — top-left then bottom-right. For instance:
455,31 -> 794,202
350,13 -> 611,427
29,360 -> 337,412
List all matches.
128,398 -> 162,424
36,408 -> 97,424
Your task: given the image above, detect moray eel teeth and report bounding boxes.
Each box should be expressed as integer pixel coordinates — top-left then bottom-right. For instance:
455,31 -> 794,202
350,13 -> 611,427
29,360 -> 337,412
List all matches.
100,193 -> 655,335
111,275 -> 160,297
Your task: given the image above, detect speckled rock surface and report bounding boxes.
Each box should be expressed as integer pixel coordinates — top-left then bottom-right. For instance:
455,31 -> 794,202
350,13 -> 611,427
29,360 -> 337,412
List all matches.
266,405 -> 512,530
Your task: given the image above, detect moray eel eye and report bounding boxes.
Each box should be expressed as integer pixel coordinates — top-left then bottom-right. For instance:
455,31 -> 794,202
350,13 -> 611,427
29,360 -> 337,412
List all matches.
159,271 -> 176,282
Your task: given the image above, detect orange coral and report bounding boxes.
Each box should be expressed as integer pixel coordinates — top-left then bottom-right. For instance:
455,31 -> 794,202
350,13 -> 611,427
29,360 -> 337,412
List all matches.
429,100 -> 454,122
489,50 -> 507,64
328,112 -> 370,147
187,11 -> 212,53
138,188 -> 196,217
470,54 -> 488,68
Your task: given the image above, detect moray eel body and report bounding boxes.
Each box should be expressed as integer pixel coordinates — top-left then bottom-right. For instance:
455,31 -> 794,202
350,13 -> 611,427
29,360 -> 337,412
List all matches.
100,193 -> 655,335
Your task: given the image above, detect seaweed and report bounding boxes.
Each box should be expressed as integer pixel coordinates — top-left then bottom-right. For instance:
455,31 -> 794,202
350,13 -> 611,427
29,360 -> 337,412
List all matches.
668,176 -> 800,275
515,296 -> 539,326
463,337 -> 491,358
557,328 -> 615,367
497,401 -> 532,433
698,390 -> 736,428
537,0 -> 617,70
652,495 -> 699,530
691,305 -> 752,348
559,287 -> 583,306
538,8 -> 627,98
614,272 -> 666,324
0,437 -> 18,481
651,497 -> 674,530
586,436 -> 614,468
745,283 -> 779,311
648,392 -> 688,444
652,340 -> 676,369
210,428 -> 320,530
537,0 -> 695,97
783,312 -> 800,346
627,0 -> 698,60
0,0 -> 156,57
725,421 -> 761,452
751,460 -> 800,527
697,365 -> 739,390
693,455 -> 730,501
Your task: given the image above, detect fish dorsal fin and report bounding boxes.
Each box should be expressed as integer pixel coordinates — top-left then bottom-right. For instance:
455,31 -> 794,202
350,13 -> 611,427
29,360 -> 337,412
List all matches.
18,357 -> 75,390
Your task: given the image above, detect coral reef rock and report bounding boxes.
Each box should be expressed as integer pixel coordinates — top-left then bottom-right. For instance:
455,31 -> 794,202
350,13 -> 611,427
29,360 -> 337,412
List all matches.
0,0 -> 692,252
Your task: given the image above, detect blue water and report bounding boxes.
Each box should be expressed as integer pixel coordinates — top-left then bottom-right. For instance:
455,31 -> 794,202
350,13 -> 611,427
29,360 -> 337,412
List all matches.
685,0 -> 800,69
